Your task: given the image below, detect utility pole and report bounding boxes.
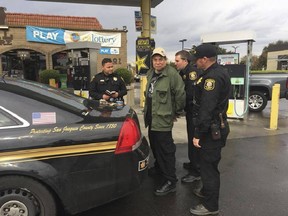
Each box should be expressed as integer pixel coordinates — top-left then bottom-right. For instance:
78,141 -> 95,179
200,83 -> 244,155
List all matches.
232,45 -> 239,53
179,39 -> 187,50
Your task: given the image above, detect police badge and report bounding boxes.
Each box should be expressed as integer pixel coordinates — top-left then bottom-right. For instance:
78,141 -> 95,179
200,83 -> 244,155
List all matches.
189,71 -> 197,80
204,79 -> 215,91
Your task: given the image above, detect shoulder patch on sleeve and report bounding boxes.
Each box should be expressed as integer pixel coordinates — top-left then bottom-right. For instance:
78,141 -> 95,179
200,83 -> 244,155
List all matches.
204,79 -> 215,91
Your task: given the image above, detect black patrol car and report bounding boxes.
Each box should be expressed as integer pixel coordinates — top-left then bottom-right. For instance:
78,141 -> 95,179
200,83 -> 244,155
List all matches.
0,77 -> 149,216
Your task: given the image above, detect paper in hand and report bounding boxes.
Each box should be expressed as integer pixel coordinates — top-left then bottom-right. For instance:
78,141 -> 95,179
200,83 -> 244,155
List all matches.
105,90 -> 116,95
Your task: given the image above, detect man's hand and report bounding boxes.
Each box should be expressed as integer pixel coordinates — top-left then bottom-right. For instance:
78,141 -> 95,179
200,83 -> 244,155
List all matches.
173,114 -> 181,122
193,137 -> 201,148
111,92 -> 119,98
103,94 -> 110,101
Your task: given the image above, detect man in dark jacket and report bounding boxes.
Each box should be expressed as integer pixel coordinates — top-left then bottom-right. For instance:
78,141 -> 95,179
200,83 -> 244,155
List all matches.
175,50 -> 202,184
89,58 -> 127,102
189,44 -> 231,215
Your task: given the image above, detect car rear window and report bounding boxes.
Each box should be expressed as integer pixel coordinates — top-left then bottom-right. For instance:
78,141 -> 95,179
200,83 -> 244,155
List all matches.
0,106 -> 30,129
1,79 -> 86,112
0,112 -> 16,127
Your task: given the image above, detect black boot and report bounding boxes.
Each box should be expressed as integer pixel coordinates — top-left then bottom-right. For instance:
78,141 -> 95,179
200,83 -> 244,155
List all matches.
181,173 -> 201,183
190,204 -> 219,215
154,180 -> 176,196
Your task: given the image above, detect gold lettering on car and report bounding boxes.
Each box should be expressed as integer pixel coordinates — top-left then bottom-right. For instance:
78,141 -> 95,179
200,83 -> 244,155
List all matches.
79,125 -> 94,131
30,128 -> 52,134
52,127 -> 62,133
62,126 -> 79,133
94,124 -> 105,129
106,124 -> 117,129
29,123 -> 118,135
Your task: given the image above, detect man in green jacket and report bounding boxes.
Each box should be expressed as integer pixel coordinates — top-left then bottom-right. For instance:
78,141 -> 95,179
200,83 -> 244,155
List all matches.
144,47 -> 185,196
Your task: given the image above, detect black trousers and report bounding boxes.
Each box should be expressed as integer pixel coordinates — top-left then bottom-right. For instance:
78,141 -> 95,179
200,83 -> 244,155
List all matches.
200,146 -> 222,211
199,123 -> 229,211
148,128 -> 177,183
186,112 -> 200,176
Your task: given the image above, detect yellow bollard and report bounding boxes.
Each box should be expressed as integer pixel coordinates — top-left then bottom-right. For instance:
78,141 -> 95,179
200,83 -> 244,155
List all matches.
269,83 -> 280,130
140,76 -> 147,108
49,79 -> 57,88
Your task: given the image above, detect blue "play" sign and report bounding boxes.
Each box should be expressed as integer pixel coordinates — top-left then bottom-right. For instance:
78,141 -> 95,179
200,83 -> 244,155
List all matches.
26,26 -> 65,44
99,47 -> 119,55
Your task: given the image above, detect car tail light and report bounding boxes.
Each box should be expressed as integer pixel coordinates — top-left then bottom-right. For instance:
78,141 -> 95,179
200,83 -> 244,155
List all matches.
115,118 -> 141,154
286,77 -> 288,89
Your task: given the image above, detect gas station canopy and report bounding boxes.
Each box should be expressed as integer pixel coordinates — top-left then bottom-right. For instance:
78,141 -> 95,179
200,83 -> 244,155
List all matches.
29,0 -> 163,8
201,30 -> 256,45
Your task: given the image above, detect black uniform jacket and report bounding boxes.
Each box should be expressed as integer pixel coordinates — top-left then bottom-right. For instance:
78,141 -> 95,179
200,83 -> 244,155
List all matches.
193,63 -> 231,138
89,72 -> 127,100
179,64 -> 202,113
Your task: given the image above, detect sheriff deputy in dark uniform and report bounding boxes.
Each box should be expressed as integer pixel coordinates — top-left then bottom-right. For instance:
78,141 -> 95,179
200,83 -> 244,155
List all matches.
89,58 -> 127,102
175,50 -> 202,183
189,44 -> 231,216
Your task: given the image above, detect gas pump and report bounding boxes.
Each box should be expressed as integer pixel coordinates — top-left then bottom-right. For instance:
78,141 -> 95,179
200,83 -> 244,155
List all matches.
66,42 -> 100,98
70,50 -> 90,98
223,64 -> 246,118
73,65 -> 90,98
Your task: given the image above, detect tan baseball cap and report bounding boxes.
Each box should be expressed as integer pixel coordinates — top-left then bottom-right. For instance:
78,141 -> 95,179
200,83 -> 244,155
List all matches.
151,47 -> 166,57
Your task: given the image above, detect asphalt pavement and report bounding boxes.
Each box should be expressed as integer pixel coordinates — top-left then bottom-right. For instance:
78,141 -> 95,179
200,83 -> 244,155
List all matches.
78,84 -> 288,216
